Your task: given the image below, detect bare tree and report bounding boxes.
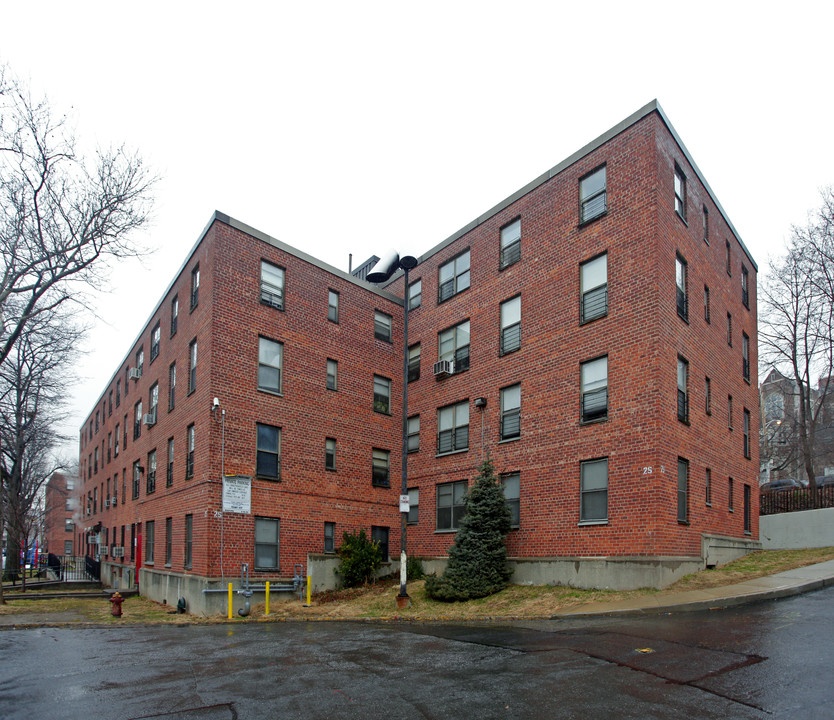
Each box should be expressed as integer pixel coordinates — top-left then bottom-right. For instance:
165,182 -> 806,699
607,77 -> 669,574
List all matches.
0,65 -> 156,370
759,191 -> 834,500
0,311 -> 79,598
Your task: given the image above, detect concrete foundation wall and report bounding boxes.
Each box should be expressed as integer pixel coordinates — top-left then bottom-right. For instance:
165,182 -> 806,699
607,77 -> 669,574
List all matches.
760,508 -> 834,549
702,533 -> 761,568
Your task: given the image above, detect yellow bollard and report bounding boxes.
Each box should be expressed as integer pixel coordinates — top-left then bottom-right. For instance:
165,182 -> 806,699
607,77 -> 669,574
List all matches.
307,575 -> 312,606
265,581 -> 270,616
227,582 -> 233,619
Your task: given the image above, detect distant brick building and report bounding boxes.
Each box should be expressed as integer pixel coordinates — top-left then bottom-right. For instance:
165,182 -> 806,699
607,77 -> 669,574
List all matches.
77,101 -> 760,612
43,472 -> 77,556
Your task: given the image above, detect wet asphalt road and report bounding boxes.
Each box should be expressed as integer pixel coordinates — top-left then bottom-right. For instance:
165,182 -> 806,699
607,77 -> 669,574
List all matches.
2,587 -> 833,719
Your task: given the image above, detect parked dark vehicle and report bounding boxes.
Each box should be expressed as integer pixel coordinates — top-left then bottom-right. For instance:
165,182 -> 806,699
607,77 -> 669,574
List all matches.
761,478 -> 801,492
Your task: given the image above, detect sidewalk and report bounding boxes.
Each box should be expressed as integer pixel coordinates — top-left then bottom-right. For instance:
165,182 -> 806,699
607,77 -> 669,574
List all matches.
551,558 -> 834,617
3,560 -> 834,626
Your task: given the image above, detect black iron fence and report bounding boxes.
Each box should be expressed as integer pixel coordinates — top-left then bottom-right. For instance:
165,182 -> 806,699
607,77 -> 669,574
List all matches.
760,486 -> 834,515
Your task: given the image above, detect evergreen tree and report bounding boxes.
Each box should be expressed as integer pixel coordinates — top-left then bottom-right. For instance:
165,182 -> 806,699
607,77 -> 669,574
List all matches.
425,458 -> 512,601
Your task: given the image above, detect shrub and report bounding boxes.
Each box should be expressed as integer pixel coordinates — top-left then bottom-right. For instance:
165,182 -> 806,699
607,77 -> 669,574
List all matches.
335,529 -> 382,588
406,555 -> 425,581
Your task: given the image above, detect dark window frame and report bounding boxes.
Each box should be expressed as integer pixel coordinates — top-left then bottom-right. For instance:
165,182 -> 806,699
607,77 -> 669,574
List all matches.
499,217 -> 521,269
436,479 -> 467,531
260,260 -> 285,311
438,249 -> 471,303
579,164 -> 607,225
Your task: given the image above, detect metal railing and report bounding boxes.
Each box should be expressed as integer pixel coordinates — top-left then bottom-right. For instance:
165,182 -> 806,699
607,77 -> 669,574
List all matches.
760,486 -> 834,515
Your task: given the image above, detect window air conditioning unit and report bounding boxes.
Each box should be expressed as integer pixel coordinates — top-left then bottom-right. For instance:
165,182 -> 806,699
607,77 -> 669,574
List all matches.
99,546 -> 108,557
111,497 -> 117,505
104,499 -> 110,508
433,359 -> 455,377
143,409 -> 157,426
112,546 -> 124,558
129,367 -> 142,380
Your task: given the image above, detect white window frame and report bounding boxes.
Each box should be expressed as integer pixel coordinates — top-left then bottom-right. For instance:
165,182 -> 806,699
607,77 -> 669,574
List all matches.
579,165 -> 607,223
260,261 -> 285,310
438,250 -> 470,302
258,337 -> 283,394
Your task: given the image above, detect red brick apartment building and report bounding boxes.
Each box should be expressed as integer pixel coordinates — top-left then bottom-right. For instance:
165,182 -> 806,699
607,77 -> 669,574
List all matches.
76,101 -> 760,613
43,472 -> 78,557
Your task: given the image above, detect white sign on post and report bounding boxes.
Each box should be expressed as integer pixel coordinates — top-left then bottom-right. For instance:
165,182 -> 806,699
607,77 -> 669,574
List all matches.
399,494 -> 410,513
222,475 -> 252,514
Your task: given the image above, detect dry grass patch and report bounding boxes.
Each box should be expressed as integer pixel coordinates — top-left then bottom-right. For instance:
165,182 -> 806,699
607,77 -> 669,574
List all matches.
667,547 -> 834,592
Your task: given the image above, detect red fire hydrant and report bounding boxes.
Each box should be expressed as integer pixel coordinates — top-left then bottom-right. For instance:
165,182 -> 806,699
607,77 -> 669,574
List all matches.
110,592 -> 124,617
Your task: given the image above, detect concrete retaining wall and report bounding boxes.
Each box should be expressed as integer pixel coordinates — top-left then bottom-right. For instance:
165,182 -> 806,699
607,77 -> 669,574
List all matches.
761,507 -> 834,549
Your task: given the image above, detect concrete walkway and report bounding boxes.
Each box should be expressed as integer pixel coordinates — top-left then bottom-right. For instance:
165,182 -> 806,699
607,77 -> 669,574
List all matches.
552,559 -> 834,617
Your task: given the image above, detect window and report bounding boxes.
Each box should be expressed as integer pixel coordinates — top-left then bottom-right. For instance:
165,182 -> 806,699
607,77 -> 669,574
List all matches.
167,438 -> 174,487
742,332 -> 750,382
184,514 -> 193,569
705,377 -> 711,415
116,379 -> 121,408
437,401 -> 469,454
438,250 -> 470,302
165,517 -> 172,565
407,415 -> 420,453
407,488 -> 419,524
147,450 -> 157,494
726,240 -> 732,276
675,254 -> 688,321
580,253 -> 608,323
324,522 -> 336,553
408,279 -> 422,310
64,540 -> 73,554
703,205 -> 709,244
500,384 -> 521,440
122,469 -> 126,504
132,461 -> 141,500
170,295 -> 178,336
150,322 -> 160,362
727,313 -> 732,346
580,458 -> 608,523
677,356 -> 689,423
123,414 -> 128,449
325,438 -> 336,471
744,485 -> 751,533
372,448 -> 390,487
190,264 -> 200,310
704,285 -> 711,323
501,472 -> 520,527
728,395 -> 734,430
706,468 -> 712,506
260,261 -> 285,310
438,320 -> 470,373
328,290 -> 339,323
729,477 -> 734,512
130,524 -> 136,561
437,480 -> 467,530
254,517 -> 280,570
743,409 -> 751,458
135,347 -> 144,379
256,423 -> 281,480
107,432 -> 112,463
108,390 -> 113,416
326,359 -> 338,391
258,337 -> 283,394
677,458 -> 688,523
581,356 -> 608,423
580,165 -> 607,224
134,400 -> 142,440
408,344 -> 420,382
500,218 -> 521,269
374,311 -> 392,342
65,518 -> 74,532
674,164 -> 686,219
188,339 -> 197,393
741,265 -> 750,308
186,424 -> 195,479
148,383 -> 159,423
500,296 -> 521,355
168,363 -> 176,411
373,375 -> 391,414
372,526 -> 389,562
145,521 -> 155,564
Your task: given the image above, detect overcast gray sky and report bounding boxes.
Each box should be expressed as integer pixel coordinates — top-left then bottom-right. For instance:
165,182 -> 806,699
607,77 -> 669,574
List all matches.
2,1 -> 833,459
